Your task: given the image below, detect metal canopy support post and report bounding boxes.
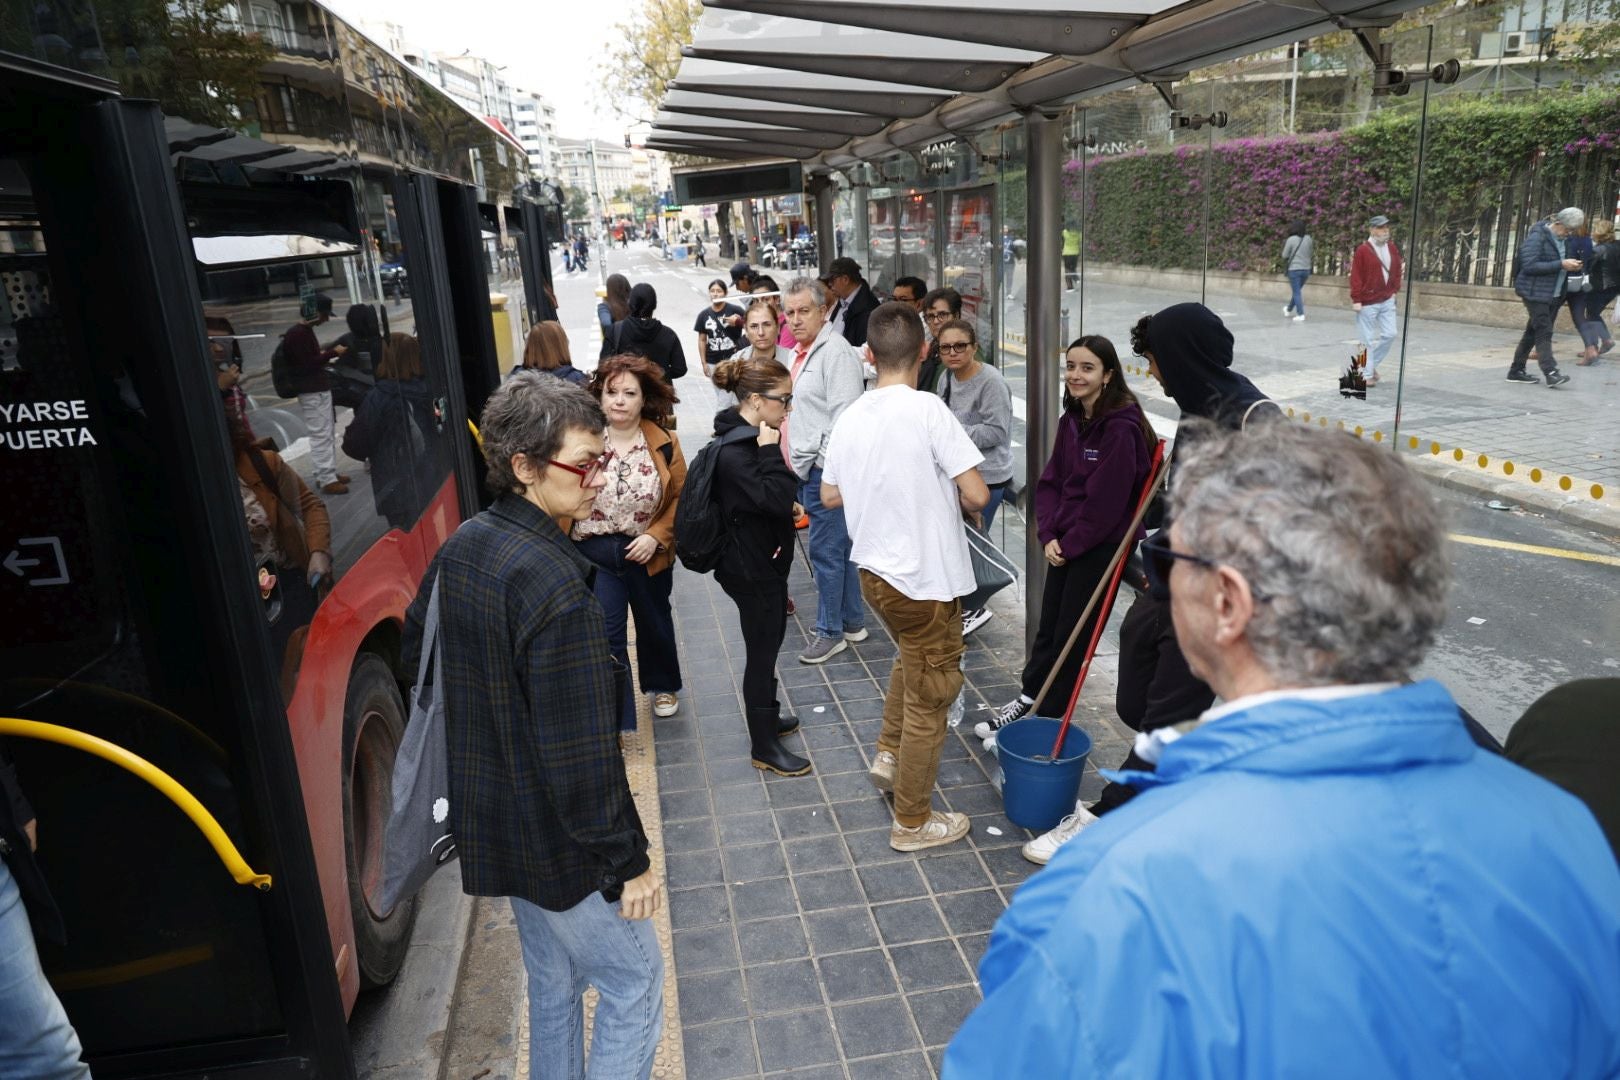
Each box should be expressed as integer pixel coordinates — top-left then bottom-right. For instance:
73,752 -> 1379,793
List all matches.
1024,109 -> 1063,650
851,176 -> 870,265
809,173 -> 837,271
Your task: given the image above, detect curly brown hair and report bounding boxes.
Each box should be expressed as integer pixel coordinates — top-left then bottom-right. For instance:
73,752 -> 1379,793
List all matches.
587,353 -> 679,426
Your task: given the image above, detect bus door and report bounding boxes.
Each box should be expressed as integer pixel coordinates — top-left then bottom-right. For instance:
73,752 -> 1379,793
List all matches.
435,181 -> 502,443
2,84 -> 350,1075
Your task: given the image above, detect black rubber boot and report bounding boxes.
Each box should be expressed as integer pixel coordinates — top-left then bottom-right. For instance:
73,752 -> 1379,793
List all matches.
749,707 -> 811,776
772,683 -> 800,736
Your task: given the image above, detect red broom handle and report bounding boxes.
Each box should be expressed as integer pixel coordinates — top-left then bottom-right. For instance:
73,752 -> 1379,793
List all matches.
1049,440 -> 1167,760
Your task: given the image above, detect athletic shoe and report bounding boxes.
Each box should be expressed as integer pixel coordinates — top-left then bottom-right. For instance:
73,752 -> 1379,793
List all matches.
843,627 -> 870,643
868,750 -> 897,792
1292,314 -> 1305,322
1505,369 -> 1540,384
973,696 -> 1032,741
1021,804 -> 1100,865
799,634 -> 847,664
653,692 -> 679,718
1282,305 -> 1293,317
890,810 -> 972,852
1545,370 -> 1571,388
962,607 -> 994,635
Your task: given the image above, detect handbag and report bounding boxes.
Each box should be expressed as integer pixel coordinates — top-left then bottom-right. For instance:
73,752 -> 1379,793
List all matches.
376,574 -> 459,913
960,522 -> 1019,611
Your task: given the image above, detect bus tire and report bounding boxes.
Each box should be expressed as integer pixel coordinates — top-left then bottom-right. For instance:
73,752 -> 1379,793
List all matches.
342,652 -> 416,989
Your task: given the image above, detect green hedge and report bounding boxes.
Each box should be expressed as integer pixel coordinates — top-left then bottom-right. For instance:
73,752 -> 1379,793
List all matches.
1062,89 -> 1620,278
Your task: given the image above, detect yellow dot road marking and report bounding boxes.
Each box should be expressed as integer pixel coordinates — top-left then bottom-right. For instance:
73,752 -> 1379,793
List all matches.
1448,534 -> 1620,568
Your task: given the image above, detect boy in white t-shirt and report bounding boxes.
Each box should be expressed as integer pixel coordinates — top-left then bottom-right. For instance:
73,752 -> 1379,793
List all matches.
821,302 -> 990,852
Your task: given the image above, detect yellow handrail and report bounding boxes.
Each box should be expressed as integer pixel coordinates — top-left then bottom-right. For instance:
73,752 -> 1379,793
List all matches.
467,418 -> 482,448
0,717 -> 272,890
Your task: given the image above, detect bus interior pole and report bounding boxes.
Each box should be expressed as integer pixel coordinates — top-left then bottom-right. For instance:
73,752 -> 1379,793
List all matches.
1024,109 -> 1063,651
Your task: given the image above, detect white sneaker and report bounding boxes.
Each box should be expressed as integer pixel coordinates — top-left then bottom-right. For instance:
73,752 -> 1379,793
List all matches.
890,810 -> 972,852
843,627 -> 870,643
973,696 -> 1032,741
653,692 -> 679,718
962,607 -> 994,635
1282,305 -> 1292,317
1021,805 -> 1100,865
1292,314 -> 1306,322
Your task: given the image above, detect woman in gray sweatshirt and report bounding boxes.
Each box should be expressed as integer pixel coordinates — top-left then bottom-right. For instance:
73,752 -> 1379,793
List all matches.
936,318 -> 1014,634
1282,219 -> 1314,321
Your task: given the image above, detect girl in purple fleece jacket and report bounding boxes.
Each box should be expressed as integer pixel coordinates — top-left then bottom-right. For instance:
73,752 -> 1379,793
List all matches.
976,335 -> 1156,739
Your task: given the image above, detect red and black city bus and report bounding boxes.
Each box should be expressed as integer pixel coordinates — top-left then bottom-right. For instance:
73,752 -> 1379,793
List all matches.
1,2 -> 557,1073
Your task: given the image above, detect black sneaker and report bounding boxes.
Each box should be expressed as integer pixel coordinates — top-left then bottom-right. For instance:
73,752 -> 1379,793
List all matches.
973,696 -> 1032,740
1545,370 -> 1571,388
1505,370 -> 1540,384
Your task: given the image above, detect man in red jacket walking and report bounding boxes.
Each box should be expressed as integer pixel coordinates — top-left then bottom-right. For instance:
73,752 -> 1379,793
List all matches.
1348,214 -> 1403,386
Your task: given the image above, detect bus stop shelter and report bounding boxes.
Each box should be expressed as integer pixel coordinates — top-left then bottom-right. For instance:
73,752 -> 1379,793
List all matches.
649,0 -> 1437,634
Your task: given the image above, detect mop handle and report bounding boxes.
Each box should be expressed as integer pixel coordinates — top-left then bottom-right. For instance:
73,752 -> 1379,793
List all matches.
1038,442 -> 1169,760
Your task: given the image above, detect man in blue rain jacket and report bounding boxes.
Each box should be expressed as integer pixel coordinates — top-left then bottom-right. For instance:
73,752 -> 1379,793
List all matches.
946,420 -> 1620,1079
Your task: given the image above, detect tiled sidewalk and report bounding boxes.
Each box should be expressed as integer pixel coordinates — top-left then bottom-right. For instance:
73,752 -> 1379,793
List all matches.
657,553 -> 1133,1079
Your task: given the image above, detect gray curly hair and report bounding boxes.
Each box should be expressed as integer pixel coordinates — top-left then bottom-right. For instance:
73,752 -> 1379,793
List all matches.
480,371 -> 605,495
1169,421 -> 1450,685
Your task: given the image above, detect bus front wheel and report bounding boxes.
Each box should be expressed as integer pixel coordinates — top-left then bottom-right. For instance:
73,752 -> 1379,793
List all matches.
342,653 -> 417,989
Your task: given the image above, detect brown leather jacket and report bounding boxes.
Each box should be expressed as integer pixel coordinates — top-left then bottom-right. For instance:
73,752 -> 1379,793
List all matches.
234,446 -> 333,569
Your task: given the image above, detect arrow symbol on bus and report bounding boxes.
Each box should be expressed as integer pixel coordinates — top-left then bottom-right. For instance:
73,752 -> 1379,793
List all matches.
3,550 -> 38,576
4,537 -> 69,586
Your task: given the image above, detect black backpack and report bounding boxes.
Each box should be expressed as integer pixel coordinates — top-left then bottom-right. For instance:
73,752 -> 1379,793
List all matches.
673,426 -> 759,573
270,334 -> 296,398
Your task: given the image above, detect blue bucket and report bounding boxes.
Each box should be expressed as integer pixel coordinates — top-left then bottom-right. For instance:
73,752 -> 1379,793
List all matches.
995,717 -> 1091,832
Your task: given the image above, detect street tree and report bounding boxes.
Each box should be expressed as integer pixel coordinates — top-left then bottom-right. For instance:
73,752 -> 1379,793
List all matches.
599,0 -> 702,123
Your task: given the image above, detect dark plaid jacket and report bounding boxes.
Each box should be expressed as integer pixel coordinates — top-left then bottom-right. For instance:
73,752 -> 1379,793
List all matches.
403,494 -> 649,911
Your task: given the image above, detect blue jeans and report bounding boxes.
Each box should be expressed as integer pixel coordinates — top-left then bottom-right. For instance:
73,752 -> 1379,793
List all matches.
1355,298 -> 1398,375
0,860 -> 88,1080
802,466 -> 865,639
576,534 -> 683,731
511,891 -> 663,1080
1286,269 -> 1309,314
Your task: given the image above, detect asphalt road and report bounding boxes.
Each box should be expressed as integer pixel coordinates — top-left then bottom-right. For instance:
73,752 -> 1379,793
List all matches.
556,242 -> 1618,743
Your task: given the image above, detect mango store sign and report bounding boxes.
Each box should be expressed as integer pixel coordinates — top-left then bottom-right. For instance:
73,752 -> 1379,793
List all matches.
2,399 -> 98,450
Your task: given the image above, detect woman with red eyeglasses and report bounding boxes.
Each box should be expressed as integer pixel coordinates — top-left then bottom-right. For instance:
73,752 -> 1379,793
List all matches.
567,354 -> 688,729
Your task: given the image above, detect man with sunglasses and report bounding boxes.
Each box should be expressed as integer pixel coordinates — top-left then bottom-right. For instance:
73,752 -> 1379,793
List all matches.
403,374 -> 665,1080
950,421 -> 1620,1078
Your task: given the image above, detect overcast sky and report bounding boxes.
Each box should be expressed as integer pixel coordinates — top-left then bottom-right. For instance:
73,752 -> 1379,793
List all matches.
327,0 -> 643,142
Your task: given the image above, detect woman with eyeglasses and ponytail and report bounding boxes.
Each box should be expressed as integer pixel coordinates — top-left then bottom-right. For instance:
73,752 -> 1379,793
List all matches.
709,357 -> 812,777
569,354 -> 687,729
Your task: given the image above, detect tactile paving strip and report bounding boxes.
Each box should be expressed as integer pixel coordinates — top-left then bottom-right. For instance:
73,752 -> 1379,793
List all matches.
513,633 -> 685,1079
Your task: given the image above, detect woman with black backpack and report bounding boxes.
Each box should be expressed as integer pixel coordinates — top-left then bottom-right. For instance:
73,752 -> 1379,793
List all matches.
708,357 -> 810,777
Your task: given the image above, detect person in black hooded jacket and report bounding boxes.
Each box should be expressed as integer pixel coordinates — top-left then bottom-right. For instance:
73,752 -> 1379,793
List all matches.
602,283 -> 688,385
1107,302 -> 1279,786
709,356 -> 811,778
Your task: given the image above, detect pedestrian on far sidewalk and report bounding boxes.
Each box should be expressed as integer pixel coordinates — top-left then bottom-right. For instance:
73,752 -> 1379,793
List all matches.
821,301 -> 990,852
1348,214 -> 1402,386
1507,207 -> 1583,388
1579,219 -> 1619,364
1280,218 -> 1313,321
403,374 -> 663,1080
782,276 -> 870,664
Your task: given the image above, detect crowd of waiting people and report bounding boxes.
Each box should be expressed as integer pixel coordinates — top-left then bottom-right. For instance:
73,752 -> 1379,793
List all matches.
6,250 -> 1618,1078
